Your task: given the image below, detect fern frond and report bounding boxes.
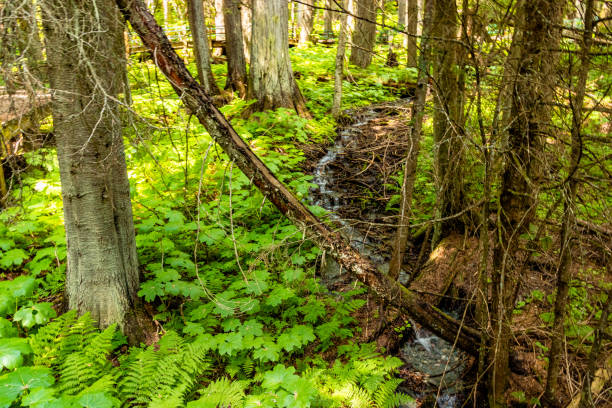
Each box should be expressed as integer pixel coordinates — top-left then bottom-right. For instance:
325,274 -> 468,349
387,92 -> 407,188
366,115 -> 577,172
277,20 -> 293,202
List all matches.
373,378 -> 405,408
187,378 -> 246,408
118,332 -> 210,407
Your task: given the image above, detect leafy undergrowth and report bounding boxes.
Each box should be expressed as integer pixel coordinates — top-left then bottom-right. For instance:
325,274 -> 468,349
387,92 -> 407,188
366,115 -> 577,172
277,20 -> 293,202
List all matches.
0,47 -> 415,407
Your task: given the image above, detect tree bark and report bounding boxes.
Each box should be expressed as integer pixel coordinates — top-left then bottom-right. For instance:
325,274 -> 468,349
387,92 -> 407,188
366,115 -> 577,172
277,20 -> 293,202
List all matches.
247,0 -> 309,117
214,0 -> 225,40
240,0 -> 252,63
332,0 -> 349,118
388,0 -> 433,281
431,0 -> 464,246
223,0 -> 247,97
489,1 -> 563,405
115,0 -> 486,355
349,0 -> 376,68
298,0 -> 315,45
187,0 -> 221,95
543,0 -> 594,404
406,0 -> 418,67
323,0 -> 334,39
42,0 -> 149,344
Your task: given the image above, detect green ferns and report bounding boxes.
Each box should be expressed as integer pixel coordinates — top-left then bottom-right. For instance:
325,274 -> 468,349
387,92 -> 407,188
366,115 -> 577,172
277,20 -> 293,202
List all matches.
119,331 -> 210,406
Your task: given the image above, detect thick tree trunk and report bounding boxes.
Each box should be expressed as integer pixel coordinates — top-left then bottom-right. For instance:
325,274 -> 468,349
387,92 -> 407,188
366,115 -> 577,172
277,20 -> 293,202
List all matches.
489,1 -> 563,405
115,0 -> 486,355
298,0 -> 315,45
543,0 -> 594,404
431,0 -> 464,246
388,0 -> 433,281
187,0 -> 221,95
349,0 -> 376,68
223,0 -> 247,97
332,0 -> 349,117
42,0 -> 149,344
247,0 -> 309,117
406,0 -> 418,67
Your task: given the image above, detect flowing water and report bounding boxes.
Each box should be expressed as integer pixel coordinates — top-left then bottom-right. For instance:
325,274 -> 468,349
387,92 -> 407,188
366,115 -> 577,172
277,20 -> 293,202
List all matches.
311,106 -> 467,408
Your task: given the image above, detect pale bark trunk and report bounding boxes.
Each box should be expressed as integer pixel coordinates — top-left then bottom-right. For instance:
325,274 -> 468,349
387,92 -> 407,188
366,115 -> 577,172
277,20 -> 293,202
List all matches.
247,0 -> 309,117
347,0 -> 355,35
298,0 -> 315,45
223,0 -> 247,97
431,0 -> 464,246
349,0 -> 376,68
215,0 -> 225,40
406,0 -> 418,67
116,0 -> 489,355
398,0 -> 407,47
42,0 -> 148,343
241,0 -> 251,62
543,0 -> 594,404
332,0 -> 349,118
187,0 -> 221,95
388,0 -> 433,281
489,1 -> 563,405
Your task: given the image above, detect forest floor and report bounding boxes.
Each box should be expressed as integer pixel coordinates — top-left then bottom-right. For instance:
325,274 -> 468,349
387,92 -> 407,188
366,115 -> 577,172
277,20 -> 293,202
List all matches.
302,101 -> 612,407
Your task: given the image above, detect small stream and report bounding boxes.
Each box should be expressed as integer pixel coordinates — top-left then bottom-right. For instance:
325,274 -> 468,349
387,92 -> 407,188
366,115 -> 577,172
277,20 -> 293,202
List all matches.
311,105 -> 467,408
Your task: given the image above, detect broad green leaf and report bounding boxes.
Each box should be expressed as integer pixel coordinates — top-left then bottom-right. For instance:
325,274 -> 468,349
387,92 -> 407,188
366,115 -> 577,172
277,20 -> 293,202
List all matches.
253,342 -> 280,363
13,303 -> 56,329
0,318 -> 17,338
0,248 -> 29,268
0,367 -> 54,407
261,364 -> 298,390
21,387 -> 56,406
0,338 -> 32,370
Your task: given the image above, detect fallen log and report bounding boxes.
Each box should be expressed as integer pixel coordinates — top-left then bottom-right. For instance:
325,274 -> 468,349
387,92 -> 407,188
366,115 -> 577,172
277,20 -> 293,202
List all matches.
115,0 -> 482,354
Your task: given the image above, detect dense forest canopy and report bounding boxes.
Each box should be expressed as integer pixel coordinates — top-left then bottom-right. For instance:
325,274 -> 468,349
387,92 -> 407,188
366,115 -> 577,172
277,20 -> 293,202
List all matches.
0,0 -> 610,407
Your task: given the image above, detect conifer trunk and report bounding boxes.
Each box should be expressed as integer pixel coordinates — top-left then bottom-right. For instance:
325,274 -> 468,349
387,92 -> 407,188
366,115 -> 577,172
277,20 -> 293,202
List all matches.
349,0 -> 376,68
332,0 -> 349,117
43,0 -> 150,344
431,0 -> 464,246
543,0 -> 594,404
247,0 -> 309,117
187,0 -> 220,95
298,0 -> 315,45
489,1 -> 562,405
223,0 -> 247,97
406,0 -> 418,67
388,0 -> 433,281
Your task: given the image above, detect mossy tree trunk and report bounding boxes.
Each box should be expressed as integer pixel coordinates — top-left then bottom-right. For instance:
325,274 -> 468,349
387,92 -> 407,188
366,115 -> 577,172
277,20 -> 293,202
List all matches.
388,0 -> 434,281
42,0 -> 150,344
431,0 -> 464,246
544,0 -> 594,404
489,1 -> 563,405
